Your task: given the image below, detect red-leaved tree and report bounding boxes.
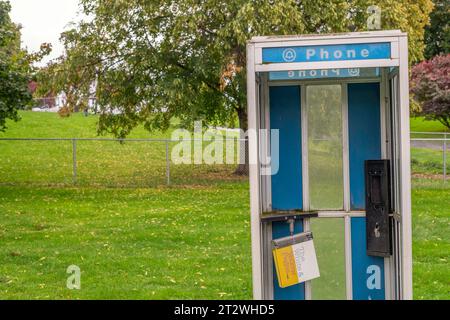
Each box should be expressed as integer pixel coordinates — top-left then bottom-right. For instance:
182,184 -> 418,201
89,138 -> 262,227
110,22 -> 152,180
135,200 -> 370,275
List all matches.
411,54 -> 450,129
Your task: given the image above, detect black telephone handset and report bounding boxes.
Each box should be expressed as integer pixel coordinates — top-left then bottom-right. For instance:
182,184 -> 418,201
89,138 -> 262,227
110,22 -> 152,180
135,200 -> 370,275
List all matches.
365,160 -> 392,257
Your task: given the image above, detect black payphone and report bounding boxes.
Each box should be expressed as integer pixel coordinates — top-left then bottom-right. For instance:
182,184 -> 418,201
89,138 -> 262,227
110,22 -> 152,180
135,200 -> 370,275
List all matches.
365,160 -> 392,257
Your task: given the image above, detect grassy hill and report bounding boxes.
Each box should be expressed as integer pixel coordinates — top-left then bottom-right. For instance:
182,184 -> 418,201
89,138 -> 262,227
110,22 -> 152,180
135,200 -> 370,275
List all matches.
1,112 -> 448,139
410,116 -> 449,133
0,111 -> 170,139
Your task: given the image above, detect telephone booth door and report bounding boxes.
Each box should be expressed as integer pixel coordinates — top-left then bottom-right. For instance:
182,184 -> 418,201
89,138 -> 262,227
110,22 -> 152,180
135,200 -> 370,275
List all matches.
267,79 -> 387,300
247,31 -> 412,300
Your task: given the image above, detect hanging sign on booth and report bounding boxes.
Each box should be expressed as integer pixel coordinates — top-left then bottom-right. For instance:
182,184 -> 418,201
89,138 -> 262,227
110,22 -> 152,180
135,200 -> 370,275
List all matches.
272,232 -> 320,288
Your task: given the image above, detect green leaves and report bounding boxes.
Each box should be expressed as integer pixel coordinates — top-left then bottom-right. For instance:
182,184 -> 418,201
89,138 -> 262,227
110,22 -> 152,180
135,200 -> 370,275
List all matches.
0,1 -> 27,130
44,0 -> 433,138
0,0 -> 51,131
424,0 -> 450,59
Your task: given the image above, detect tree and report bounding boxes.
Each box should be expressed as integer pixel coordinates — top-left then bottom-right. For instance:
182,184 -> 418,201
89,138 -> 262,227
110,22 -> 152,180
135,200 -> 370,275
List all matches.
410,54 -> 450,129
424,0 -> 449,60
42,0 -> 433,172
0,0 -> 50,131
0,0 -> 31,131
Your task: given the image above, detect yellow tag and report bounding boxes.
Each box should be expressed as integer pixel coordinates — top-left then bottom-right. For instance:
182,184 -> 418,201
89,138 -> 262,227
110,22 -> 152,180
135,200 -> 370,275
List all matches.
273,238 -> 320,288
273,246 -> 299,288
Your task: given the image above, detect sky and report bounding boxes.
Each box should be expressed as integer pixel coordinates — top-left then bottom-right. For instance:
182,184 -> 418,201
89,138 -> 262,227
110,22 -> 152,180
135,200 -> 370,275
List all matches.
9,0 -> 82,64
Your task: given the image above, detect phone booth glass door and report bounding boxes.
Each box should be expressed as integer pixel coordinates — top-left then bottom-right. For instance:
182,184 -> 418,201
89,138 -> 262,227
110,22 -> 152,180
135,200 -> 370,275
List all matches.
307,84 -> 344,211
269,78 -> 386,300
307,84 -> 346,299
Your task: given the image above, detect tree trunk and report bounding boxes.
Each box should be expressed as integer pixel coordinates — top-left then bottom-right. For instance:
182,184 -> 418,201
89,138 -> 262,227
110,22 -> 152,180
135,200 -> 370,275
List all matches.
234,106 -> 249,176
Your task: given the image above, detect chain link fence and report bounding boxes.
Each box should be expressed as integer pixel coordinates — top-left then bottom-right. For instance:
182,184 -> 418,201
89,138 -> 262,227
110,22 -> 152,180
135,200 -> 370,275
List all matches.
410,132 -> 449,181
0,132 -> 447,187
0,138 -> 248,187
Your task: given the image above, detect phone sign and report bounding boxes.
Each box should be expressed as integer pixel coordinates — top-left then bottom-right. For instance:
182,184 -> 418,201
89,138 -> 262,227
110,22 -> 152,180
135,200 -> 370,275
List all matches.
263,43 -> 391,63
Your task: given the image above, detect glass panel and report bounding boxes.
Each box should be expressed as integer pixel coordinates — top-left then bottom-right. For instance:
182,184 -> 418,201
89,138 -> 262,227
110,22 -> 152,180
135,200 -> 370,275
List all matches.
310,218 -> 346,300
307,85 -> 344,210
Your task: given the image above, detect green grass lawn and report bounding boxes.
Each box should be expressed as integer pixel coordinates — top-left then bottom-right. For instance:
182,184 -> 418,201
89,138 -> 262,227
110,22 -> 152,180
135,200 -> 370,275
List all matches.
412,148 -> 450,175
410,116 -> 448,176
410,116 -> 449,135
411,179 -> 450,300
0,112 -> 448,300
0,179 -> 447,300
0,183 -> 252,299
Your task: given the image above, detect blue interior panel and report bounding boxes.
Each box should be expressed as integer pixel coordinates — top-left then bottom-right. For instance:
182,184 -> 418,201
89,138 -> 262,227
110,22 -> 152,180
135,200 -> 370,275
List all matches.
269,86 -> 302,210
351,217 -> 385,300
269,85 -> 304,300
348,83 -> 385,300
348,83 -> 381,210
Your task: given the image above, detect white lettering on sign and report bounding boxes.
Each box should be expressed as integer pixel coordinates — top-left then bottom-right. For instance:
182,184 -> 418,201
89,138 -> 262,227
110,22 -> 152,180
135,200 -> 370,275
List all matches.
334,50 -> 342,59
305,48 -> 371,61
361,49 -> 370,58
366,265 -> 381,290
306,49 -> 315,60
332,69 -> 341,75
347,49 -> 356,58
320,49 -> 329,59
283,68 -> 360,79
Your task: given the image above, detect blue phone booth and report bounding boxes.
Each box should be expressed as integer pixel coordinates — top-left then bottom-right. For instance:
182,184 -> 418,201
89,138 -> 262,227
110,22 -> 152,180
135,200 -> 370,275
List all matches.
246,31 -> 412,300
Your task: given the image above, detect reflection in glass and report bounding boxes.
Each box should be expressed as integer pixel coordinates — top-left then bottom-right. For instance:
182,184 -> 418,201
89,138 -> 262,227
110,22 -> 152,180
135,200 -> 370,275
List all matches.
307,85 -> 344,210
310,218 -> 346,300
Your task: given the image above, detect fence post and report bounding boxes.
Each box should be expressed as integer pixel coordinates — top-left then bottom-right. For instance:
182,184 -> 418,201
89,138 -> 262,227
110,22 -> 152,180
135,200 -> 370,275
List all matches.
72,139 -> 77,184
166,140 -> 170,186
444,133 -> 447,182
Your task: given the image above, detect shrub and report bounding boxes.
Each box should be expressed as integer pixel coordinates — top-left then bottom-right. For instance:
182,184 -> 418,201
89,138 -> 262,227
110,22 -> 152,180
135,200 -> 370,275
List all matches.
410,54 -> 450,129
